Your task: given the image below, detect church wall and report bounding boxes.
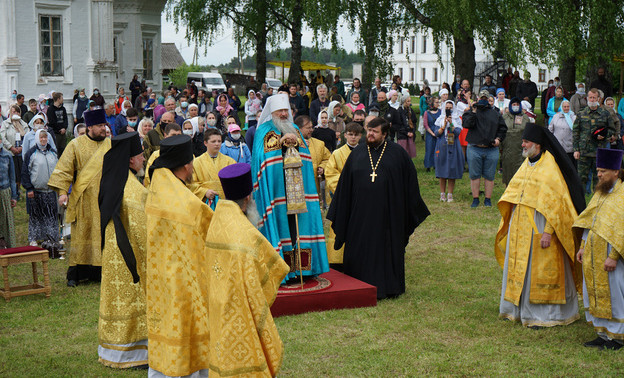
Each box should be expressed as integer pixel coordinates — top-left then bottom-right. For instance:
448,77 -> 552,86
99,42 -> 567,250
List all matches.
0,0 -> 165,118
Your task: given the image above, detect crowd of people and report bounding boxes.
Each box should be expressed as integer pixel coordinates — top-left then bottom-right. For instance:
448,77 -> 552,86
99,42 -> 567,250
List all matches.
0,66 -> 623,374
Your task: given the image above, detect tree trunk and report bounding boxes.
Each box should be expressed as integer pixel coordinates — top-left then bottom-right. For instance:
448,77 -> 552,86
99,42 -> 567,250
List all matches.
361,2 -> 376,91
255,29 -> 267,86
287,3 -> 303,84
453,34 -> 476,89
558,55 -> 576,93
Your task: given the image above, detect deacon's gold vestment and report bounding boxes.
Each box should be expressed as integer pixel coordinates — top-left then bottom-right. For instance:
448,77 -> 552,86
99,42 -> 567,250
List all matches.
188,152 -> 236,200
324,144 -> 353,264
306,137 -> 331,196
145,168 -> 213,376
98,173 -> 148,367
142,149 -> 160,188
205,200 -> 289,377
573,179 -> 624,320
48,135 -> 111,266
495,151 -> 581,306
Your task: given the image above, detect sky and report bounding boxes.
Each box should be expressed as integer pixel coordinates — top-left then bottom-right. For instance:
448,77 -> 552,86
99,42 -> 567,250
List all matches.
160,14 -> 360,66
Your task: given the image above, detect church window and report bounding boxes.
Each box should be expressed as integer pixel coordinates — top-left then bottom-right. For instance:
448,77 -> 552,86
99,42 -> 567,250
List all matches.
143,38 -> 154,80
39,15 -> 63,76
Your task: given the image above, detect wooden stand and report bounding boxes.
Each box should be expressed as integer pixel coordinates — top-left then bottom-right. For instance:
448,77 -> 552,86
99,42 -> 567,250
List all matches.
0,249 -> 51,302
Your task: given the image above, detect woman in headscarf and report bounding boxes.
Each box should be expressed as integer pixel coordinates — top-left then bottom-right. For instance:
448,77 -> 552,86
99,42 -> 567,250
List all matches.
548,99 -> 576,166
153,96 -> 166,121
501,98 -> 530,184
312,109 -> 337,153
433,100 -> 464,202
0,104 -> 30,193
494,88 -> 510,115
184,117 -> 207,157
215,93 -> 239,131
21,129 -> 59,246
423,96 -> 440,172
244,90 -> 263,129
114,87 -> 130,115
327,100 -> 345,142
388,90 -> 401,109
22,113 -> 56,158
398,95 -> 418,158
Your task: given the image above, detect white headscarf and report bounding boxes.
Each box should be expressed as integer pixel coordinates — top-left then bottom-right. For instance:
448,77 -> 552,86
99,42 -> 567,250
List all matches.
120,100 -> 132,116
34,129 -> 48,150
521,100 -> 532,111
28,114 -> 46,130
435,100 -> 462,129
327,101 -> 341,122
317,109 -> 329,128
257,93 -> 293,126
188,117 -> 199,137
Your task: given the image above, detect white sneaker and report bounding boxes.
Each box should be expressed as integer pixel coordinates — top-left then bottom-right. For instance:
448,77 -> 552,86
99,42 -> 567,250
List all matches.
447,193 -> 454,203
29,241 -> 38,246
439,192 -> 446,202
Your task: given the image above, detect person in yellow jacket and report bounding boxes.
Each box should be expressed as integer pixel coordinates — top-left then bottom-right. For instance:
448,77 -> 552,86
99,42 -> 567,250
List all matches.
187,128 -> 235,202
145,135 -> 213,377
205,163 -> 289,376
574,148 -> 624,350
295,115 -> 330,208
495,123 -> 586,328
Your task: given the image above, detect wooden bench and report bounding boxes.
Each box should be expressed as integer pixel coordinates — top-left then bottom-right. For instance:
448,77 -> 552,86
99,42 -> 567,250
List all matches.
0,246 -> 51,302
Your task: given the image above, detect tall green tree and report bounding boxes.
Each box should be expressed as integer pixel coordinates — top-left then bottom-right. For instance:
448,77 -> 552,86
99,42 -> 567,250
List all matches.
495,0 -> 624,91
398,0 -> 498,86
266,0 -> 342,84
166,0 -> 279,84
344,0 -> 397,89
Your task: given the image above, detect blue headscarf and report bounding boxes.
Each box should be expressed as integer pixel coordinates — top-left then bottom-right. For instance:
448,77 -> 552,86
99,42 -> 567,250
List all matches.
561,100 -> 573,129
508,97 -> 522,115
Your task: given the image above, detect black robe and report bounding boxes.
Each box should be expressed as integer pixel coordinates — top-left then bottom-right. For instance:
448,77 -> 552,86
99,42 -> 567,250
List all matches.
327,141 -> 430,299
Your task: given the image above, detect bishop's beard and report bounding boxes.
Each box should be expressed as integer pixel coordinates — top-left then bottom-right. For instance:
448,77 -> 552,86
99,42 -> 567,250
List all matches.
596,177 -> 617,194
272,115 -> 297,135
245,198 -> 261,229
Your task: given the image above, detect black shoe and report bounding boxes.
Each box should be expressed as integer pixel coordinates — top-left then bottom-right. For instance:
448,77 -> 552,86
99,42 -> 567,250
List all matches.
603,340 -> 623,350
426,168 -> 431,172
583,337 -> 606,348
67,280 -> 77,287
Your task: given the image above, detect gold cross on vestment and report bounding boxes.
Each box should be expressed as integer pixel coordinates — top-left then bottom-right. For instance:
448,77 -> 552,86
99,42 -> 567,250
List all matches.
370,171 -> 377,182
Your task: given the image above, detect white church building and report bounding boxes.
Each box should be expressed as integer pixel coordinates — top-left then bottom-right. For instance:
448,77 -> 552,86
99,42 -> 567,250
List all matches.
0,0 -> 166,114
391,28 -> 559,93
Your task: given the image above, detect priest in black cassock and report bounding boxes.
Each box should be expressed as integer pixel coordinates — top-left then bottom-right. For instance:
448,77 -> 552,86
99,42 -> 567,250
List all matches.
327,117 -> 430,299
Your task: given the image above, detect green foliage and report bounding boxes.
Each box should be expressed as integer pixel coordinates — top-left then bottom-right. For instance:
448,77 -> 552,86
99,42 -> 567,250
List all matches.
167,63 -> 202,88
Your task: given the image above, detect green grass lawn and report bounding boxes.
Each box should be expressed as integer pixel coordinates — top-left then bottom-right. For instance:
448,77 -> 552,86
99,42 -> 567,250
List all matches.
2,119 -> 623,376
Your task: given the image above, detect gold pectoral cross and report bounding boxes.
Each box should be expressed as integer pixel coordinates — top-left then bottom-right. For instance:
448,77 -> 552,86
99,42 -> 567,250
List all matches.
370,171 -> 377,182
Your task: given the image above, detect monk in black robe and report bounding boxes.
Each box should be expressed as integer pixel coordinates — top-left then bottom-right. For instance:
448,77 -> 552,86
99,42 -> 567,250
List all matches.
327,117 -> 430,299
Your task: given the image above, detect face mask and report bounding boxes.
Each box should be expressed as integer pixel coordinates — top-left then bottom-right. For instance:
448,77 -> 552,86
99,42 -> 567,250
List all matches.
554,81 -> 560,87
478,99 -> 489,107
94,90 -> 99,95
207,119 -> 217,127
511,106 -> 520,113
548,83 -> 554,88
231,133 -> 241,140
369,111 -> 379,117
577,87 -> 585,95
11,94 -> 16,100
588,101 -> 599,108
181,101 -> 188,108
128,121 -> 137,127
183,129 -> 193,136
11,114 -> 20,120
33,122 -> 44,130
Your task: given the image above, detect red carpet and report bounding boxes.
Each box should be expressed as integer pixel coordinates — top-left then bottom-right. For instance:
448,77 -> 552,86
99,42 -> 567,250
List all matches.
270,269 -> 377,317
